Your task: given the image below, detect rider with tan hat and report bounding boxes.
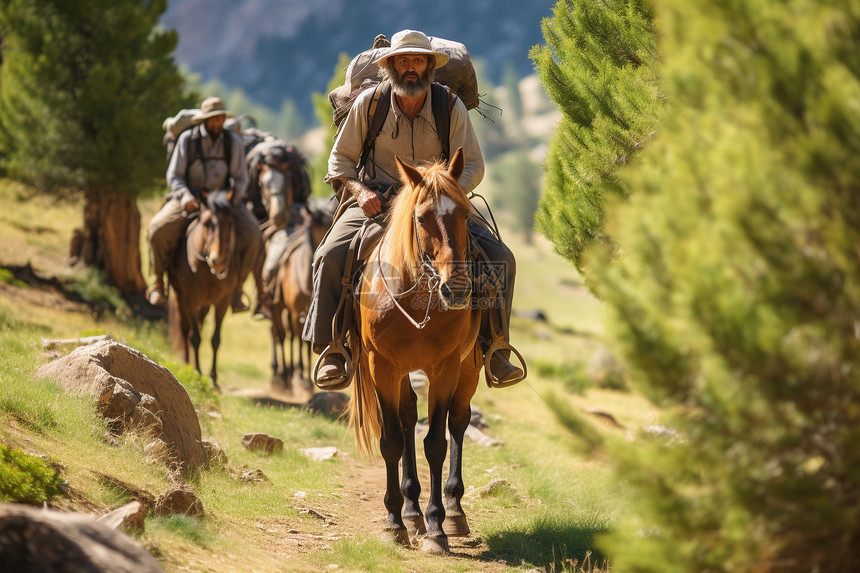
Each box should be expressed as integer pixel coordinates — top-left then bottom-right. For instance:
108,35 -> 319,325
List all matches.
303,29 -> 523,389
147,96 -> 266,318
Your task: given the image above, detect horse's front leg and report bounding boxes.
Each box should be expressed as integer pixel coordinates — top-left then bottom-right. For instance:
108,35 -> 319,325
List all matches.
190,319 -> 203,375
371,360 -> 410,546
209,303 -> 228,391
422,360 -> 460,553
270,305 -> 286,385
399,375 -> 425,535
444,358 -> 482,537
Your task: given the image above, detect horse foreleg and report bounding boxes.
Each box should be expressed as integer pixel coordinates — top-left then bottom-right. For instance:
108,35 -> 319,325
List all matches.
373,362 -> 410,546
444,359 -> 482,537
209,304 -> 228,391
190,320 -> 203,375
286,310 -> 295,385
421,361 -> 464,553
304,339 -> 312,382
271,306 -> 287,388
399,376 -> 425,535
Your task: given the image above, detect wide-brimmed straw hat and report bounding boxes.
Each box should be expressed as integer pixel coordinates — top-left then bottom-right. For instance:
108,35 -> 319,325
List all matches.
372,30 -> 449,69
192,97 -> 234,124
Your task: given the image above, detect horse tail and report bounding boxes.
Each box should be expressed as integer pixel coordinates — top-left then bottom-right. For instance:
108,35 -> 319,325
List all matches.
348,357 -> 381,458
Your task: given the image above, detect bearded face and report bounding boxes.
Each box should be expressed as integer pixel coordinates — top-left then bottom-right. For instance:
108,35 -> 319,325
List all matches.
384,56 -> 435,98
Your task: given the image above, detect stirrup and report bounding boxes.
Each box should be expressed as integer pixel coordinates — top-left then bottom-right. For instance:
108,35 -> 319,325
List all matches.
312,341 -> 355,391
483,341 -> 527,388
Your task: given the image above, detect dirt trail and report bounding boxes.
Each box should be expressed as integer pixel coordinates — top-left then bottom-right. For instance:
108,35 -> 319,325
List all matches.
266,456 -> 511,568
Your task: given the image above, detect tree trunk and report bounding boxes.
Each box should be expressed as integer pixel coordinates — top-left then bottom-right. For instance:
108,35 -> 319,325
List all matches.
72,190 -> 146,296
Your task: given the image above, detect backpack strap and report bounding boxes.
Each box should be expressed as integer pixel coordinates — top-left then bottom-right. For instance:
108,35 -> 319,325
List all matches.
430,82 -> 457,163
183,124 -> 233,193
356,81 -> 390,174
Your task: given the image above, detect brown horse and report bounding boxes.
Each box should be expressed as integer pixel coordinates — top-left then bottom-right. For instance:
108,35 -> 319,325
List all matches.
167,189 -> 239,390
248,138 -> 311,231
348,149 -> 482,553
271,200 -> 334,390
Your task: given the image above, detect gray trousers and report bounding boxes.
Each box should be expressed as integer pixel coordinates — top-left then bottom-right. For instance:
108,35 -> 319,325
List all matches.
302,205 -> 516,353
147,196 -> 263,294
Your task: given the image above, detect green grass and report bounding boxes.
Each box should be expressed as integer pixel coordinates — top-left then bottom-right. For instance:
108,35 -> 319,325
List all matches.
148,514 -> 215,547
313,538 -> 405,572
483,511 -> 609,571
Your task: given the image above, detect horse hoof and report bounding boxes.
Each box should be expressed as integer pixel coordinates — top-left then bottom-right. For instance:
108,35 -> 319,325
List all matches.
442,513 -> 470,537
404,514 -> 426,536
380,527 -> 410,546
420,533 -> 449,554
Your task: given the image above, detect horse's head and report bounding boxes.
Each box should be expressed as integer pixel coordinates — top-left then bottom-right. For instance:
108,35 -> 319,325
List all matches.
390,148 -> 473,310
259,161 -> 293,229
197,189 -> 236,279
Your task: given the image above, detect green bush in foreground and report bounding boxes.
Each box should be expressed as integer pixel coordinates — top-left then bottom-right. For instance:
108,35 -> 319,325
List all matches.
594,0 -> 860,570
0,444 -> 65,504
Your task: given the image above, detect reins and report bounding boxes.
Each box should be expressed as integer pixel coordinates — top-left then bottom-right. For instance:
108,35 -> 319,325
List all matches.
192,206 -> 236,280
376,210 -> 446,330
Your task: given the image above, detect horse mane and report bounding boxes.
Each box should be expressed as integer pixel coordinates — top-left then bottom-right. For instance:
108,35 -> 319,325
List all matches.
385,159 -> 472,282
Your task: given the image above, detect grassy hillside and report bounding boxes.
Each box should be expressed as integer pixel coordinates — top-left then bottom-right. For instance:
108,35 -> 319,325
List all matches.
0,179 -> 652,572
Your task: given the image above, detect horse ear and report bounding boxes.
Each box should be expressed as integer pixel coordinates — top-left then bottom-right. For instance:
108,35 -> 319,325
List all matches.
395,155 -> 423,188
448,147 -> 465,180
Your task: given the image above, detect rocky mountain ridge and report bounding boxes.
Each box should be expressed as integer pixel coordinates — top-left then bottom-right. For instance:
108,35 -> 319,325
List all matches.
161,0 -> 556,120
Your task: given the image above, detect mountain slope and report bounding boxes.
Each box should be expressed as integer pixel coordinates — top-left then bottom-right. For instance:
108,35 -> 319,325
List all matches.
161,0 -> 556,119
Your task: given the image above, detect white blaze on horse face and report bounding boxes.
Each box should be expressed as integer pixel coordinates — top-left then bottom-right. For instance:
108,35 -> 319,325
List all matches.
261,167 -> 287,222
437,195 -> 458,217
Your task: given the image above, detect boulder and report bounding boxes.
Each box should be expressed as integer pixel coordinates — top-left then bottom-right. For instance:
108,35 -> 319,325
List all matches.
305,391 -> 349,417
153,484 -> 204,518
0,502 -> 162,572
201,441 -> 228,470
241,433 -> 283,453
36,340 -> 206,476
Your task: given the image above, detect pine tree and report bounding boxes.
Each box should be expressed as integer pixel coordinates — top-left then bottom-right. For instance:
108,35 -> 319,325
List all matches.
530,0 -> 661,290
590,0 -> 860,570
0,0 -> 192,295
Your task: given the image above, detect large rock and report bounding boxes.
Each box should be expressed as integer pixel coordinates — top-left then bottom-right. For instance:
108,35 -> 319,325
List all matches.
36,340 -> 206,475
0,502 -> 163,572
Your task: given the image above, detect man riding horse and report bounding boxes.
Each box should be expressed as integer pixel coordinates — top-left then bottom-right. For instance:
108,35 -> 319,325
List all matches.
304,29 -> 524,388
148,97 -> 266,320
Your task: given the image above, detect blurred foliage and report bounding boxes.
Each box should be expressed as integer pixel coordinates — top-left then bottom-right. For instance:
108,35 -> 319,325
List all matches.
0,444 -> 65,504
530,0 -> 661,292
580,0 -> 860,570
0,0 -> 195,199
310,53 -> 350,199
490,148 -> 543,243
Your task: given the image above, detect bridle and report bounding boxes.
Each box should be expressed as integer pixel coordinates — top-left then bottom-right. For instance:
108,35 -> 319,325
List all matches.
377,209 -> 458,330
195,206 -> 235,280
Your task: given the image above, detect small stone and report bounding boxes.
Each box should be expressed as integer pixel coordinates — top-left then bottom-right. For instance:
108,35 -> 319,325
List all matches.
300,446 -> 337,461
241,433 -> 284,453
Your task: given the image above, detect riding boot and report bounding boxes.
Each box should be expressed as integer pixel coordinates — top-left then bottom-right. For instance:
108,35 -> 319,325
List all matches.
313,342 -> 352,390
487,351 -> 524,385
146,281 -> 167,307
253,282 -> 273,321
